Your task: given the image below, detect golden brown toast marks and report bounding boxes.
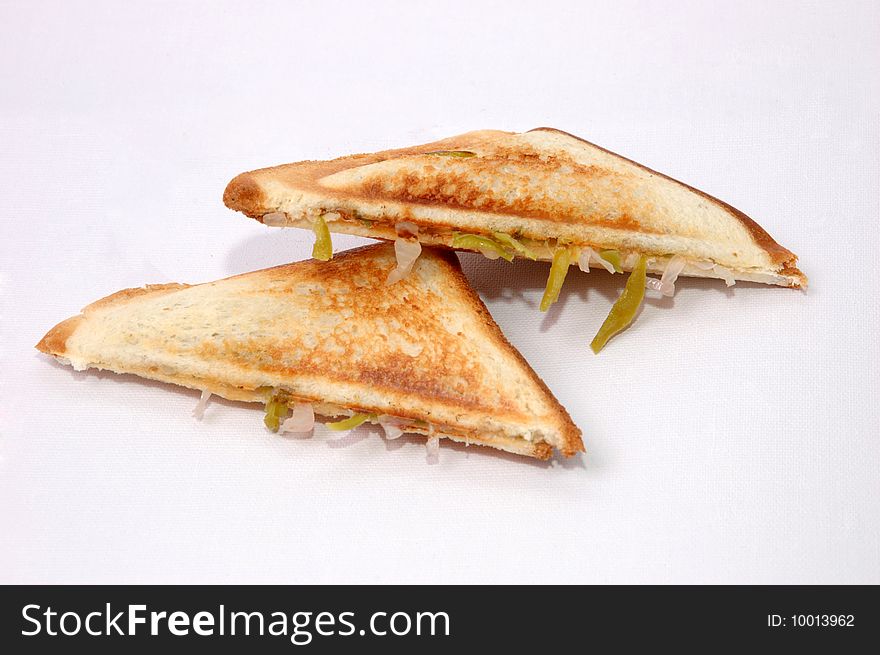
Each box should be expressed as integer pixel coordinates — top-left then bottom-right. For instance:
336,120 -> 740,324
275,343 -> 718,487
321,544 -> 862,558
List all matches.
36,244 -> 583,460
224,128 -> 804,287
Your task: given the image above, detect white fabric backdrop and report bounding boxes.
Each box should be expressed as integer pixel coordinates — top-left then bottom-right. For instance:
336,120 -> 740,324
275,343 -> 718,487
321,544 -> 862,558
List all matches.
1,0 -> 878,584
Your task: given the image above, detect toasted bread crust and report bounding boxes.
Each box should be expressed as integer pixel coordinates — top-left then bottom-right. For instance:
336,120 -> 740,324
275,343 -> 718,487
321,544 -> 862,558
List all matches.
223,174 -> 265,216
35,315 -> 84,355
83,283 -> 190,312
37,244 -> 582,460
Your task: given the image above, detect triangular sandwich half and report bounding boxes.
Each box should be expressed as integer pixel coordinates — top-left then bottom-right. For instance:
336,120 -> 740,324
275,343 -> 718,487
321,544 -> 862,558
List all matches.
36,244 -> 583,460
223,127 -> 806,290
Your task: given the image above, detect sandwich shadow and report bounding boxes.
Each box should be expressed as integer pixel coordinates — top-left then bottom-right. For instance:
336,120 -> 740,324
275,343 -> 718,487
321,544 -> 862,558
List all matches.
223,229 -> 315,275
223,230 -> 377,276
327,423 -> 557,468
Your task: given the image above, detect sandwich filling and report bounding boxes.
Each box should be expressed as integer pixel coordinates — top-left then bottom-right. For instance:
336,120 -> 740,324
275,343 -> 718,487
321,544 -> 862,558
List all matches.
258,388 -> 553,459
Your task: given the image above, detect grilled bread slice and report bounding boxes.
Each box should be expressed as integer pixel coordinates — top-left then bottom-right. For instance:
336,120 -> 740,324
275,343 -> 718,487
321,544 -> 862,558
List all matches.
224,127 -> 805,288
36,244 -> 583,460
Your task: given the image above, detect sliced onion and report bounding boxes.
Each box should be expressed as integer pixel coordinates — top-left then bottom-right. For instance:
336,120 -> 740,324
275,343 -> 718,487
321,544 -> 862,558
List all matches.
425,436 -> 440,463
386,238 -> 423,285
394,221 -> 420,238
262,211 -> 288,226
714,265 -> 737,287
578,247 -> 617,273
192,390 -> 212,420
577,247 -> 594,273
645,277 -> 665,293
689,259 -> 736,285
377,415 -> 405,440
594,251 -> 617,274
657,256 -> 686,296
280,403 -> 315,433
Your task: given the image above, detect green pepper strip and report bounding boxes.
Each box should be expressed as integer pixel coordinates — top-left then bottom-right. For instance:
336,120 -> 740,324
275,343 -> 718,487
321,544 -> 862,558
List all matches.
599,249 -> 623,273
312,215 -> 333,261
326,413 -> 374,431
263,398 -> 289,432
540,246 -> 573,312
590,255 -> 648,353
451,233 -> 514,261
425,150 -> 476,158
492,232 -> 538,260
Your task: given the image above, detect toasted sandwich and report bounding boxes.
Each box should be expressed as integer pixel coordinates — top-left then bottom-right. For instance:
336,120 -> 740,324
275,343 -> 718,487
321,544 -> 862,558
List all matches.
223,128 -> 805,288
36,243 -> 583,460
223,128 -> 806,351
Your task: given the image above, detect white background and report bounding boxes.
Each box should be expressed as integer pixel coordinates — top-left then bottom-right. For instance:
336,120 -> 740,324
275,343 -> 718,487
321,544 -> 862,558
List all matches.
1,0 -> 878,584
